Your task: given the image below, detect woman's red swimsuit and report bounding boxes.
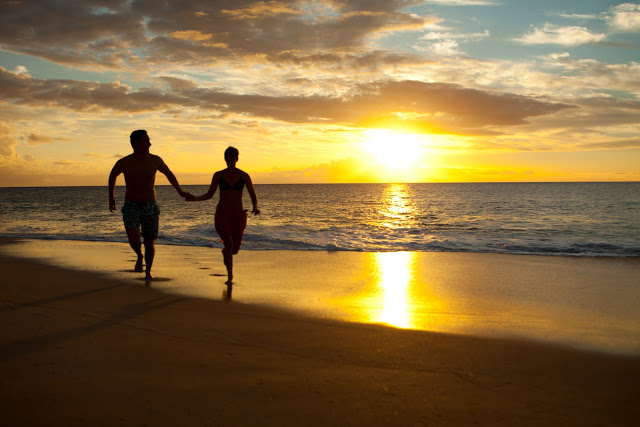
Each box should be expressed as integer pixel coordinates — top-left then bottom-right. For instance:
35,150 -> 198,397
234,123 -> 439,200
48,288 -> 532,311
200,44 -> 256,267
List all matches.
215,173 -> 247,254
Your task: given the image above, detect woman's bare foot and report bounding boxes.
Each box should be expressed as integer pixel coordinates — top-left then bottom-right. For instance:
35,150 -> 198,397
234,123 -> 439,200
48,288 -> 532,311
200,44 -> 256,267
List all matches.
135,255 -> 143,272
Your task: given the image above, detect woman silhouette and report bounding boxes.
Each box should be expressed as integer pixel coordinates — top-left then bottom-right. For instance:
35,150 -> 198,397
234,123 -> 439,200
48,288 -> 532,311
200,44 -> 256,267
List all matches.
187,146 -> 259,284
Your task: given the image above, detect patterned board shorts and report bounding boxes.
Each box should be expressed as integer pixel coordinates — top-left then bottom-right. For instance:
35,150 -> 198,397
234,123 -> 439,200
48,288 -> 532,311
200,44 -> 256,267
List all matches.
121,200 -> 160,239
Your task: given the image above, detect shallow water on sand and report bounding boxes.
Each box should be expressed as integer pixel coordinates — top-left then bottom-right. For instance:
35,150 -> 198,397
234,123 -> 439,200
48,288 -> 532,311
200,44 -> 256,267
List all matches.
1,182 -> 639,256
3,239 -> 639,355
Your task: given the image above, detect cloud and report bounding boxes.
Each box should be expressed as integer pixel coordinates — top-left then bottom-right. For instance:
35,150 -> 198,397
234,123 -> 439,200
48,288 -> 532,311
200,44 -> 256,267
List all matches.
538,54 -> 640,97
557,12 -> 600,20
256,157 -> 371,183
53,159 -> 85,166
26,133 -> 67,145
0,122 -> 19,157
0,0 -> 433,70
221,1 -> 301,19
516,23 -> 606,46
0,121 -> 54,186
169,30 -> 214,42
414,29 -> 490,56
607,3 -> 640,32
0,67 -> 187,113
0,1 -> 145,69
0,67 -> 571,135
424,0 -> 498,5
578,139 -> 640,150
14,66 -> 29,76
558,4 -> 640,34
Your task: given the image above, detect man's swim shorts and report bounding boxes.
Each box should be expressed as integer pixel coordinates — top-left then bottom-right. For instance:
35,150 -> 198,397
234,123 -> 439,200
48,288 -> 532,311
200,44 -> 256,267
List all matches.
121,200 -> 160,239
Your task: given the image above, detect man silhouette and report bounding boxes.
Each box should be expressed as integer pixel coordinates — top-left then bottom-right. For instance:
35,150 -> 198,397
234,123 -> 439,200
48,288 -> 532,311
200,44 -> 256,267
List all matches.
108,130 -> 186,280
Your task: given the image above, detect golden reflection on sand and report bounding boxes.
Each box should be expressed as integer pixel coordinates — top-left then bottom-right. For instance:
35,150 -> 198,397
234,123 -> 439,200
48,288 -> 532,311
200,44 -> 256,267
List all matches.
353,184 -> 449,329
367,185 -> 417,327
359,184 -> 419,328
371,251 -> 415,328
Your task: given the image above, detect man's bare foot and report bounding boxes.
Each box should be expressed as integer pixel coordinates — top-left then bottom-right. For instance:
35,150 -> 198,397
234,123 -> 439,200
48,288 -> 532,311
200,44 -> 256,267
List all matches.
145,273 -> 153,281
225,276 -> 233,285
135,256 -> 143,272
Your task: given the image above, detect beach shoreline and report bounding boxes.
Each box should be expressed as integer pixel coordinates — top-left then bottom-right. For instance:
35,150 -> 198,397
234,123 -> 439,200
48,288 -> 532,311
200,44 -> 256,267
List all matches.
2,237 -> 639,355
1,238 -> 639,425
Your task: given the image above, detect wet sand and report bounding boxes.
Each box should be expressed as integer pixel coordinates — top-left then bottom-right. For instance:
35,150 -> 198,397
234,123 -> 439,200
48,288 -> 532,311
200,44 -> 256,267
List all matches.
1,238 -> 639,425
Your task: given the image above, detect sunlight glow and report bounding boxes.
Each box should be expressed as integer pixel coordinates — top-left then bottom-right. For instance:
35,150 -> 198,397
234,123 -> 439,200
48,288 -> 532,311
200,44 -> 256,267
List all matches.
373,252 -> 416,328
369,184 -> 419,328
378,183 -> 416,229
364,129 -> 424,170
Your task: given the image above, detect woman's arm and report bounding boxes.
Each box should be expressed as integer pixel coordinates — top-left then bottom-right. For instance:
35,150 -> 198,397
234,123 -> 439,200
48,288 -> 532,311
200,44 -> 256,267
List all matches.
244,172 -> 260,214
187,171 -> 221,202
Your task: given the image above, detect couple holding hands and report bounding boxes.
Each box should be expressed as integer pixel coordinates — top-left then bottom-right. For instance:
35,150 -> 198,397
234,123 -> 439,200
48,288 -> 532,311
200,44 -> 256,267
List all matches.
108,130 -> 259,284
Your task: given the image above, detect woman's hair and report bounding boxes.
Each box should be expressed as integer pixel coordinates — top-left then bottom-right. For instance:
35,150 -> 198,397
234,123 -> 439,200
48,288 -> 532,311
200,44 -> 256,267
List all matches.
224,146 -> 239,159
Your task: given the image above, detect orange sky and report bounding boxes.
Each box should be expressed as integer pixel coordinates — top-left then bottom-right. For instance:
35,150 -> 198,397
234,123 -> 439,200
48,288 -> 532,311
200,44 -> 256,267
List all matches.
1,1 -> 639,185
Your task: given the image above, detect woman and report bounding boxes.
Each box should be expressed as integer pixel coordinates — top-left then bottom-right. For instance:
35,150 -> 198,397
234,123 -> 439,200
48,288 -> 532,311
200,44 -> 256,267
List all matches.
187,146 -> 259,284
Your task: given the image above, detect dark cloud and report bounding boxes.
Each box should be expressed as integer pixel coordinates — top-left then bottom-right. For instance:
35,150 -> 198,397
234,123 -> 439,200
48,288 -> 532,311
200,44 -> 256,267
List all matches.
0,0 -> 144,68
26,133 -> 67,145
0,0 -> 431,69
578,139 -> 640,150
53,159 -> 85,166
0,67 -> 193,112
0,67 -> 572,135
527,97 -> 640,130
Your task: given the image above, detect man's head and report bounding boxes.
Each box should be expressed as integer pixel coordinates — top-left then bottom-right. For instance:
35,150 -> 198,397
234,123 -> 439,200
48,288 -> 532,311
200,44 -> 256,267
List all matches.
130,130 -> 149,149
224,146 -> 239,160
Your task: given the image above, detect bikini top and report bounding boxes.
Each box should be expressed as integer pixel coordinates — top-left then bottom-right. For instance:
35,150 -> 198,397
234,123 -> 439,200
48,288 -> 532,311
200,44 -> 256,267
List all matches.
219,170 -> 245,192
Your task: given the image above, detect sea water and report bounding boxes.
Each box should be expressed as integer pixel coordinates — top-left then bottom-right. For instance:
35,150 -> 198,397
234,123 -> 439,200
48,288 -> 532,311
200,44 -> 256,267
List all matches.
1,182 -> 639,257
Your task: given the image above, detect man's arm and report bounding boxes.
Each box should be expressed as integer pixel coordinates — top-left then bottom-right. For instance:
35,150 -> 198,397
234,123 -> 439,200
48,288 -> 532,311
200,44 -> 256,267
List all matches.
108,160 -> 123,212
158,161 -> 186,198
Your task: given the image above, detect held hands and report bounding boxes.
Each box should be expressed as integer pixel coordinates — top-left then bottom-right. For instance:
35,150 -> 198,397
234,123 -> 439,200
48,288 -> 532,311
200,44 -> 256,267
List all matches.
184,192 -> 196,201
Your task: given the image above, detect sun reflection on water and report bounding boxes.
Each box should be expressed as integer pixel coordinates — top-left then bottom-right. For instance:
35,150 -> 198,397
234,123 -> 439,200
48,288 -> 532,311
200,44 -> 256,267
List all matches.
378,183 -> 414,228
368,184 -> 419,328
333,184 -> 446,330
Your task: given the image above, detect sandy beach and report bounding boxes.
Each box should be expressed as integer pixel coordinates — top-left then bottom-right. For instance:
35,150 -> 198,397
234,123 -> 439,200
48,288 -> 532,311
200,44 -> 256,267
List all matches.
1,238 -> 639,426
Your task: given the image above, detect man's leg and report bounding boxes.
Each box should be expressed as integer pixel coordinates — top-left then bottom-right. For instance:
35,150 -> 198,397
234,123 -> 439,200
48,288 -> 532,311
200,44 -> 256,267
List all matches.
126,227 -> 144,272
139,202 -> 159,281
143,238 -> 155,280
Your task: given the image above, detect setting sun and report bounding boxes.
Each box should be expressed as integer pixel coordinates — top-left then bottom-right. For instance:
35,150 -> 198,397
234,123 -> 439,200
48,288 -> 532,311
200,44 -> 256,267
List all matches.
364,129 -> 425,170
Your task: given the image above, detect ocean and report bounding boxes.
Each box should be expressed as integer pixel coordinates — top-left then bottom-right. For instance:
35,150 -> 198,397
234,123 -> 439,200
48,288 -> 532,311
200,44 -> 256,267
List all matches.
1,182 -> 639,257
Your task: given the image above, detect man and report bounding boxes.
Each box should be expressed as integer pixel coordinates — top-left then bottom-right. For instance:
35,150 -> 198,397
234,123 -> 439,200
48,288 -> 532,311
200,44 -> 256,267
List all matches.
108,130 -> 186,280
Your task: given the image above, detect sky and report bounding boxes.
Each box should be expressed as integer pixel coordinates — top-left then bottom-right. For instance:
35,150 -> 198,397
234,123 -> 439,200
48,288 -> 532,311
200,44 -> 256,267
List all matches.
0,0 -> 639,186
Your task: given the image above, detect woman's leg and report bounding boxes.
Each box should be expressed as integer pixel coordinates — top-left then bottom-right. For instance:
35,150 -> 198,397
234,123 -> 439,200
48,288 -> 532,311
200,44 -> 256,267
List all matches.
221,236 -> 233,284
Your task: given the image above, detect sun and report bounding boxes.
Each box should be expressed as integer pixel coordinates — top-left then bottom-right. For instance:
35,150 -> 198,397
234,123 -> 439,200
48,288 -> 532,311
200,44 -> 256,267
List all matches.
364,129 -> 424,170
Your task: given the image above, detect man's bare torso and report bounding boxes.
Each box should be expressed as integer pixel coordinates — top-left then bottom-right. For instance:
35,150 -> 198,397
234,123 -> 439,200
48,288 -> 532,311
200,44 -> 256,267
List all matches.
117,154 -> 166,202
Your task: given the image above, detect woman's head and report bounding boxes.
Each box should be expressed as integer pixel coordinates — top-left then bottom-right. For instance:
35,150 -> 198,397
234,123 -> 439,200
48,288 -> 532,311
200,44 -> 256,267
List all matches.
224,146 -> 239,160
